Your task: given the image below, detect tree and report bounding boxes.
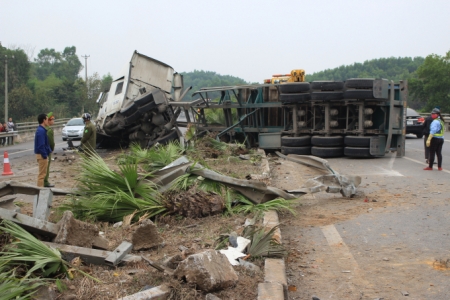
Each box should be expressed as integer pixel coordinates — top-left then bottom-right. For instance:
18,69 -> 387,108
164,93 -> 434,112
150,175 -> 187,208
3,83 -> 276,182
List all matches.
34,46 -> 82,81
409,51 -> 450,112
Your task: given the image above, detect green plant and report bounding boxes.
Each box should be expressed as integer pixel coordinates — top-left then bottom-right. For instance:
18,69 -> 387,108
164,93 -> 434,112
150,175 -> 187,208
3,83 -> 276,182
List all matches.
230,194 -> 297,216
0,220 -> 99,282
245,225 -> 286,259
0,263 -> 44,300
59,154 -> 165,222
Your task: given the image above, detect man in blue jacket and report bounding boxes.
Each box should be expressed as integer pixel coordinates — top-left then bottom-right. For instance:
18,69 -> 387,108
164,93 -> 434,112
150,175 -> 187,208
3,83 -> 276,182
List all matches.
34,113 -> 52,187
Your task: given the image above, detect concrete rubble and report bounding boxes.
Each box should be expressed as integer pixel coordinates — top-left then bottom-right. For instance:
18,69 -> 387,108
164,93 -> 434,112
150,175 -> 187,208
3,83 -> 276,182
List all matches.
54,211 -> 100,248
131,219 -> 163,250
174,250 -> 239,293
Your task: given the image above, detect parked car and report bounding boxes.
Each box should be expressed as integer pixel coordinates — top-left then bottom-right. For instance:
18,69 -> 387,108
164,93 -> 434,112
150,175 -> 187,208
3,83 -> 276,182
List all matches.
406,108 -> 424,138
61,118 -> 85,141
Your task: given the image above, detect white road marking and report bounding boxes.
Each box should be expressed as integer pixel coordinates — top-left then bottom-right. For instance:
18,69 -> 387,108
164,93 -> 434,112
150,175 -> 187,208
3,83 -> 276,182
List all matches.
403,156 -> 450,174
321,224 -> 369,284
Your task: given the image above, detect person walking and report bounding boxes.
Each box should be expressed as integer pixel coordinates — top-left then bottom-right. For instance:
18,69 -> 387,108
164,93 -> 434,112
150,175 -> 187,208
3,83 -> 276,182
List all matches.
34,113 -> 52,187
424,108 -> 445,171
44,112 -> 55,187
80,113 -> 97,157
422,107 -> 438,164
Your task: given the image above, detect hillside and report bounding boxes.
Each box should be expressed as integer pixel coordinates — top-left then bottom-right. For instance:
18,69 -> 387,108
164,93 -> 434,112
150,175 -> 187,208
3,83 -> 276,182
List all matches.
306,57 -> 425,82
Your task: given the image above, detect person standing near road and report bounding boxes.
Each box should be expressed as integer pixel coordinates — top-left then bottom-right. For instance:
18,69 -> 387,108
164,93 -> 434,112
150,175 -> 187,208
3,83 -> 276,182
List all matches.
7,117 -> 15,131
424,108 -> 445,171
80,113 -> 97,157
0,123 -> 6,146
422,107 -> 439,164
44,112 -> 55,187
34,113 -> 52,187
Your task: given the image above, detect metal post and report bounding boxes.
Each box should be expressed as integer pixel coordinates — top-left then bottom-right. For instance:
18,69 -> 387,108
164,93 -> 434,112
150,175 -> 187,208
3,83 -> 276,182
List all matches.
81,55 -> 90,114
4,56 -> 7,124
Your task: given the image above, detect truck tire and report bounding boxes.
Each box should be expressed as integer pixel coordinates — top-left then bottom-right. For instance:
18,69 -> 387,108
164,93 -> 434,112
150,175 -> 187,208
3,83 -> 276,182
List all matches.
281,146 -> 311,155
416,133 -> 423,138
125,109 -> 142,125
278,82 -> 310,93
281,135 -> 311,147
311,146 -> 344,158
311,135 -> 344,147
311,91 -> 343,101
343,89 -> 387,100
156,129 -> 179,145
344,78 -> 375,89
280,93 -> 311,103
344,136 -> 371,147
310,81 -> 344,91
344,146 -> 373,157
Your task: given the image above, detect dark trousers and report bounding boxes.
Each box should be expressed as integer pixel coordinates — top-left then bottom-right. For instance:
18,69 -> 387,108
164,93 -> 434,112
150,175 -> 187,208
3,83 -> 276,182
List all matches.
424,134 -> 430,160
429,138 -> 444,168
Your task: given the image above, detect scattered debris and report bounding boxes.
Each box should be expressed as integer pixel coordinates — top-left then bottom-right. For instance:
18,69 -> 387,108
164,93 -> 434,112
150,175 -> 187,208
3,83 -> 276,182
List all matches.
105,241 -> 133,266
174,250 -> 238,292
54,211 -> 100,248
131,219 -> 163,251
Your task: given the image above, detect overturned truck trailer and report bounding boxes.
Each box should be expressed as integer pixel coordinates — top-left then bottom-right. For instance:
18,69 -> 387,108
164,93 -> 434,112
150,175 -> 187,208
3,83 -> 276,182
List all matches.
95,51 -> 188,148
173,79 -> 407,158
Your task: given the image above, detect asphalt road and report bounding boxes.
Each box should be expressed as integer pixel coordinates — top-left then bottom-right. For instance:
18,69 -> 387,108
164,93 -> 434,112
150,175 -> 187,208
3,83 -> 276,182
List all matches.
290,132 -> 450,299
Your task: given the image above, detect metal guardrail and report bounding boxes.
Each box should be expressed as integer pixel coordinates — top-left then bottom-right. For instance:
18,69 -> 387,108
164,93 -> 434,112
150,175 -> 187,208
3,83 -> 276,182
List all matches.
16,118 -> 71,134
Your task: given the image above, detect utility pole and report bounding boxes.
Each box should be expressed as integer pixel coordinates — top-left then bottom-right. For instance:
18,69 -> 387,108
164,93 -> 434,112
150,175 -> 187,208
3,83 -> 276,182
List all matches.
81,55 -> 90,114
4,55 -> 14,123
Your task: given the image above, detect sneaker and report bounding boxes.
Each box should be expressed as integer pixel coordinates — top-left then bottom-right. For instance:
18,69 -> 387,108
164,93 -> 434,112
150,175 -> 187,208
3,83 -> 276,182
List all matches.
438,168 -> 443,171
423,167 -> 433,170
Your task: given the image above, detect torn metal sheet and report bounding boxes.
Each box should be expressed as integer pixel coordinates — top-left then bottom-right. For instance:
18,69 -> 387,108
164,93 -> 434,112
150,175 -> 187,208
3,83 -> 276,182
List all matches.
275,152 -> 361,198
43,241 -> 141,266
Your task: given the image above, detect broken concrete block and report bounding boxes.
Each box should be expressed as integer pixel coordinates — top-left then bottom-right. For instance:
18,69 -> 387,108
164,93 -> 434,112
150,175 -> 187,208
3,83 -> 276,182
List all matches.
92,235 -> 109,250
0,207 -> 59,237
162,254 -> 183,269
119,284 -> 169,300
132,219 -> 163,251
205,294 -> 222,300
0,196 -> 20,212
174,250 -> 238,293
105,241 -> 133,266
33,189 -> 53,221
54,211 -> 99,248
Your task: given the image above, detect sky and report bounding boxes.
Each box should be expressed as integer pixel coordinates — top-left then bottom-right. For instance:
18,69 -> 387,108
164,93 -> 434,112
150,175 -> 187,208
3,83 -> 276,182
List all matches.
2,0 -> 450,83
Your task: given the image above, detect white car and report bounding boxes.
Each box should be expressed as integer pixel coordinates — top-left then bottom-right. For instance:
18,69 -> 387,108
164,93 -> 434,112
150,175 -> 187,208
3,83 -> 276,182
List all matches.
62,118 -> 85,141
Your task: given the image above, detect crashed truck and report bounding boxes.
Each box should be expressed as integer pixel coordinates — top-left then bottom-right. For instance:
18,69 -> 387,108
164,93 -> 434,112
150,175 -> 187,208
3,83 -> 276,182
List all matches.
95,51 -> 407,159
95,51 -> 189,148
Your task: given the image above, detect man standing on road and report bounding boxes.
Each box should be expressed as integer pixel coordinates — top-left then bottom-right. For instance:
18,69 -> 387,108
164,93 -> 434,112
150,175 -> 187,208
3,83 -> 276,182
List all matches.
424,108 -> 445,171
34,113 -> 52,187
44,112 -> 55,187
80,113 -> 96,157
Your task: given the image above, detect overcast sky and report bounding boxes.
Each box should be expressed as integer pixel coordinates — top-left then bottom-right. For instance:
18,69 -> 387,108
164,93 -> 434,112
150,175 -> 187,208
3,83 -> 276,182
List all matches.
2,0 -> 450,83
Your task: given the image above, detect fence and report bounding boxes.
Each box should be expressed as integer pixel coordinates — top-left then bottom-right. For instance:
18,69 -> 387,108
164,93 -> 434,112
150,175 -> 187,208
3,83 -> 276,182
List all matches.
0,118 -> 72,146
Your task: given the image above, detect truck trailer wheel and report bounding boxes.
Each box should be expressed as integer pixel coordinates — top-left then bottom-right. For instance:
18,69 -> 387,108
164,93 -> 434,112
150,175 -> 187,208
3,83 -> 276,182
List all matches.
281,146 -> 311,155
310,81 -> 344,91
344,136 -> 371,147
311,135 -> 344,147
344,78 -> 375,89
281,135 -> 311,147
311,146 -> 344,158
311,91 -> 343,101
280,93 -> 311,103
278,82 -> 310,93
344,146 -> 373,157
343,89 -> 387,100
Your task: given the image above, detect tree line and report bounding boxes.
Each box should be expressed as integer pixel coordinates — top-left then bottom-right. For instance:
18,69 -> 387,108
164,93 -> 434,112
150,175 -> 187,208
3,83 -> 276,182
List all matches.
0,44 -> 112,123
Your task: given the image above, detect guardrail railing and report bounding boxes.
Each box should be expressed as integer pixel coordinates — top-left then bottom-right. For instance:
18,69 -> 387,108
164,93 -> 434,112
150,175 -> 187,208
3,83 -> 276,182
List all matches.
16,118 -> 71,134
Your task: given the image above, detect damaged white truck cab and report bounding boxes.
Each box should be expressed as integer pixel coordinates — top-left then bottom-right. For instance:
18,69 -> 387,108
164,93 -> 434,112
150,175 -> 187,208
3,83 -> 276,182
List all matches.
95,51 -> 185,147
